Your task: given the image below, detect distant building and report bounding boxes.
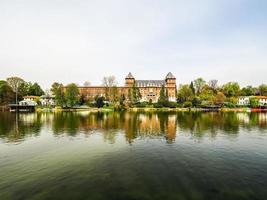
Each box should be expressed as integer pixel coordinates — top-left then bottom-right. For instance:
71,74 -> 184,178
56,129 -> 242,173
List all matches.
78,72 -> 177,103
19,96 -> 38,106
40,94 -> 55,106
255,96 -> 267,106
237,96 -> 250,106
237,96 -> 267,107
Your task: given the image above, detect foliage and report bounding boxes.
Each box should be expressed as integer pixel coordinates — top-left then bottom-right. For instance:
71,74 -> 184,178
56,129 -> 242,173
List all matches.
240,86 -> 256,96
158,85 -> 168,106
65,83 -> 79,108
95,95 -> 105,108
128,84 -> 141,105
190,81 -> 195,95
28,82 -> 44,96
222,82 -> 240,97
194,78 -> 206,95
183,101 -> 192,108
214,92 -> 226,105
258,84 -> 267,96
51,82 -> 66,107
249,97 -> 259,108
0,80 -> 15,104
177,84 -> 194,103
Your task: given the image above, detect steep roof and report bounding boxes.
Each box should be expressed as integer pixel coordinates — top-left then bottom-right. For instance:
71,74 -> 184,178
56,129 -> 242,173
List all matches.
126,72 -> 134,79
135,80 -> 165,87
165,72 -> 175,79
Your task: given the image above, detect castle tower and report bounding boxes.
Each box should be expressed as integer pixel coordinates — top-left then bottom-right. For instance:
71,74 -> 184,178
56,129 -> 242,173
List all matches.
125,72 -> 135,87
165,72 -> 176,102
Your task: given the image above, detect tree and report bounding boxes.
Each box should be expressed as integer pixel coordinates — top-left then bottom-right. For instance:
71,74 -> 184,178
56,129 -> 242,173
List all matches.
208,79 -> 218,92
222,82 -> 240,97
83,81 -> 91,87
199,85 -> 214,102
189,81 -> 195,95
95,95 -> 105,108
177,84 -> 194,103
28,82 -> 44,96
258,84 -> 267,96
250,97 -> 259,108
0,80 -> 15,105
194,78 -> 206,95
6,76 -> 25,104
214,92 -> 226,105
158,85 -> 168,105
110,86 -> 119,103
51,82 -> 65,107
132,84 -> 141,104
65,83 -> 79,108
102,76 -> 117,100
240,86 -> 256,96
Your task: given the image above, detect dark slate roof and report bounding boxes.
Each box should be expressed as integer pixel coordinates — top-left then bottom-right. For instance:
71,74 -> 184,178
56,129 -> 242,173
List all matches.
126,72 -> 134,79
165,72 -> 175,79
136,80 -> 165,87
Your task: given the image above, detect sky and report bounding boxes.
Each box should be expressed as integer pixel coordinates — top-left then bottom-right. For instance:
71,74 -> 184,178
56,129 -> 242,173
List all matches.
0,0 -> 266,89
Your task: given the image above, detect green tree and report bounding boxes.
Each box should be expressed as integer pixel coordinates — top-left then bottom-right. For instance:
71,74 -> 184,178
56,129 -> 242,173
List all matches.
240,86 -> 256,96
177,84 -> 193,103
0,80 -> 15,105
51,82 -> 65,107
222,82 -> 240,97
28,82 -> 44,96
194,78 -> 206,95
158,85 -> 168,106
95,95 -> 105,108
189,81 -> 195,95
258,84 -> 267,96
250,97 -> 259,108
65,83 -> 79,108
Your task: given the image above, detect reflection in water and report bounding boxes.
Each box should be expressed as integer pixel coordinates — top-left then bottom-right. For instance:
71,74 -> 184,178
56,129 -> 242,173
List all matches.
1,111 -> 267,200
0,111 -> 266,144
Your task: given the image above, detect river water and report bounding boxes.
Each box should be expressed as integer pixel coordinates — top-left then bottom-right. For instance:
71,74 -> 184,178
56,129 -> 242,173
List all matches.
0,111 -> 267,200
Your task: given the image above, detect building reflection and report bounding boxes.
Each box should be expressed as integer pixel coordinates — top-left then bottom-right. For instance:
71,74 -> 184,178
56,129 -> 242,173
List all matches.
0,112 -> 267,143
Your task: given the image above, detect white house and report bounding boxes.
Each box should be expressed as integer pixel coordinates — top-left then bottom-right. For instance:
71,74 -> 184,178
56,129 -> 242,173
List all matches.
40,94 -> 55,106
19,96 -> 38,106
256,96 -> 267,106
237,96 -> 250,106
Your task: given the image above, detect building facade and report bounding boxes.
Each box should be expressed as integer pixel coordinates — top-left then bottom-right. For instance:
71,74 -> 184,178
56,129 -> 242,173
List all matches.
78,72 -> 177,103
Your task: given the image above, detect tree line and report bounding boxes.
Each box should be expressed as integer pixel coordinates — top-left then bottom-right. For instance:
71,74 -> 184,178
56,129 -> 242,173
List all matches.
1,76 -> 267,108
0,77 -> 44,105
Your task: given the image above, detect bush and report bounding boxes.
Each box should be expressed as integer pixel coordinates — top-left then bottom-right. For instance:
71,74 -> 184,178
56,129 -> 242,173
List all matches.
153,103 -> 163,108
135,102 -> 149,108
165,101 -> 177,108
183,101 -> 192,108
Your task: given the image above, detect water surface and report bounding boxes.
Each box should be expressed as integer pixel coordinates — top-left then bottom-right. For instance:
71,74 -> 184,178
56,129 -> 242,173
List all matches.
0,111 -> 267,200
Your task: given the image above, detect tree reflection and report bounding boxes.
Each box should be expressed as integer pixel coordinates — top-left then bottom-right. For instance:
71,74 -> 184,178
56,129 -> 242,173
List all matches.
0,111 -> 266,144
0,112 -> 42,142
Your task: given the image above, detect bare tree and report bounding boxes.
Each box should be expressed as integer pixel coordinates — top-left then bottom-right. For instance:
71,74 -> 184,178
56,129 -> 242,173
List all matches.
83,81 -> 91,87
102,76 -> 118,100
102,76 -> 117,87
208,79 -> 218,91
6,77 -> 25,105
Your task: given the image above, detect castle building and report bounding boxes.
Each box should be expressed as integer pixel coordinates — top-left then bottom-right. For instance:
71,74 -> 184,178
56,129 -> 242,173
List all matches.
78,72 -> 177,103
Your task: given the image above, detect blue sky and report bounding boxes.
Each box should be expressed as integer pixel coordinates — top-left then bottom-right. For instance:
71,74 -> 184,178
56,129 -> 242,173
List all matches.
0,0 -> 266,89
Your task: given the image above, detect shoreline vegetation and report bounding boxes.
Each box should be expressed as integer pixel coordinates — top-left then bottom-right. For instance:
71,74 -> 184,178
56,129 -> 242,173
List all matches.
1,76 -> 267,113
